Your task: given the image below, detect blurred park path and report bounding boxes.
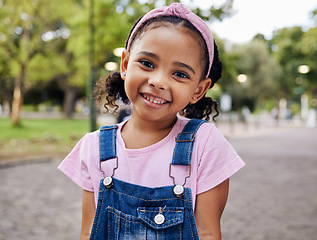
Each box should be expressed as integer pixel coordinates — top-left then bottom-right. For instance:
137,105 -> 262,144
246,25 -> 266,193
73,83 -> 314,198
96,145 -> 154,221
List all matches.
221,126 -> 317,240
0,125 -> 316,240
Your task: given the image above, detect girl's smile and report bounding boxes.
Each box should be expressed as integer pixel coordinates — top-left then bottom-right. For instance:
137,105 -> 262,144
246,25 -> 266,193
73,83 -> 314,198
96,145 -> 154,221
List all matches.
141,92 -> 170,108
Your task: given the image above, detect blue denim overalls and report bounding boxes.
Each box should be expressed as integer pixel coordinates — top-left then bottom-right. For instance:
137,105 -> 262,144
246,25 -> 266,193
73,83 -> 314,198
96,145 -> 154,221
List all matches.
89,119 -> 206,239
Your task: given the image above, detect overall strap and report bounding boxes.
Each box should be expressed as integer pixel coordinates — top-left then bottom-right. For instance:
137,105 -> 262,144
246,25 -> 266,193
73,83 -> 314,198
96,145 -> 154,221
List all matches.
172,119 -> 207,166
99,125 -> 118,162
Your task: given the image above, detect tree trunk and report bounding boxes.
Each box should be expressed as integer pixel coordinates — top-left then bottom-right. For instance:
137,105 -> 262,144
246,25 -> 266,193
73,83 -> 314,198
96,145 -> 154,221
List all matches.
63,87 -> 77,119
55,76 -> 79,119
11,65 -> 26,126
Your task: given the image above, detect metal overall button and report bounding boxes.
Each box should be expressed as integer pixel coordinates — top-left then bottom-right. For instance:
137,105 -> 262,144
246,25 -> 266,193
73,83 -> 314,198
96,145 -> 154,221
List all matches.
154,207 -> 166,225
173,185 -> 184,197
103,176 -> 113,188
154,213 -> 165,225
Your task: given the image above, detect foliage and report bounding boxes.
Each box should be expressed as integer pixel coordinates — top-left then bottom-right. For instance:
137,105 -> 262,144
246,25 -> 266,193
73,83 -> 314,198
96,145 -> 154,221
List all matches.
270,27 -> 305,98
270,26 -> 317,100
221,39 -> 281,111
299,27 -> 317,96
0,0 -> 75,82
0,0 -> 85,123
0,52 -> 12,104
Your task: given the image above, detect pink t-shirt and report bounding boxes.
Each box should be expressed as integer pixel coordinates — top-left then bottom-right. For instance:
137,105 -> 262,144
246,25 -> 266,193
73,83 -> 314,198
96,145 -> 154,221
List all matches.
58,116 -> 244,209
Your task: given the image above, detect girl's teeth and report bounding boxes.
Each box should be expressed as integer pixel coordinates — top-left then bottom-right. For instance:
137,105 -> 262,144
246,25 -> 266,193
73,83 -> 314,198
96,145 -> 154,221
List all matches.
143,94 -> 166,104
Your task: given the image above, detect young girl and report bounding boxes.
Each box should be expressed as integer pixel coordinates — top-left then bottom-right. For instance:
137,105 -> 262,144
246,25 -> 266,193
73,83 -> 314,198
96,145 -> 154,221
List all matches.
59,3 -> 244,240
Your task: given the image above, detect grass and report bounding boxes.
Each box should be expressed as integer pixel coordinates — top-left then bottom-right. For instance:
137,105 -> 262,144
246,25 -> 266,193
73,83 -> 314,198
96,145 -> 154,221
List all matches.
0,118 -> 90,160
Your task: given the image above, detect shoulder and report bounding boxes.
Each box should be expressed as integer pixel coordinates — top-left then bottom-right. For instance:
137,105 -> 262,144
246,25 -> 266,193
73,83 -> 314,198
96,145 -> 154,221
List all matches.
195,121 -> 235,156
189,119 -> 239,163
197,121 -> 223,142
64,130 -> 100,160
58,130 -> 101,192
79,130 -> 100,147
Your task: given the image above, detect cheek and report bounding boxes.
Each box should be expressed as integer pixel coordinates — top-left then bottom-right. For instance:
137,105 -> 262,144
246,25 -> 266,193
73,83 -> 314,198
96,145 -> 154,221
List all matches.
172,86 -> 195,104
124,78 -> 135,95
124,75 -> 142,101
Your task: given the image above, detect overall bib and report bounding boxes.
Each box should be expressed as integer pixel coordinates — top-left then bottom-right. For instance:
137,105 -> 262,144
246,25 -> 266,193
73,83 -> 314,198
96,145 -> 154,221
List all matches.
89,119 -> 206,240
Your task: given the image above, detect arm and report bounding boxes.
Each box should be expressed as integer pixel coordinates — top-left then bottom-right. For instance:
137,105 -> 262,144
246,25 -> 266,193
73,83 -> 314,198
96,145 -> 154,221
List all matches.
194,178 -> 229,240
80,190 -> 96,240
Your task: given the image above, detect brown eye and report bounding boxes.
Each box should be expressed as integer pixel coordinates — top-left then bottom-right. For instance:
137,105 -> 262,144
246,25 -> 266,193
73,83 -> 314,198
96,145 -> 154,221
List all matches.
140,59 -> 154,69
174,71 -> 189,79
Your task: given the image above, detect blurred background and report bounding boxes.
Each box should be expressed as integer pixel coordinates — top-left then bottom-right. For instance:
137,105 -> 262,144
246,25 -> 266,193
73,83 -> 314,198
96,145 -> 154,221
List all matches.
0,0 -> 316,158
0,0 -> 316,239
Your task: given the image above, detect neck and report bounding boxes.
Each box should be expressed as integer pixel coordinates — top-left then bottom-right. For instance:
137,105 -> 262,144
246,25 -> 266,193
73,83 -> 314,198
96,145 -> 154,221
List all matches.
127,115 -> 177,133
121,114 -> 178,149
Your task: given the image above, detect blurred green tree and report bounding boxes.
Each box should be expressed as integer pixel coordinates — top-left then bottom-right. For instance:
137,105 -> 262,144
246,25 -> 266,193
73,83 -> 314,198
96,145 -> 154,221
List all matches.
0,47 -> 12,109
230,39 -> 281,111
0,0 -> 82,123
299,27 -> 317,97
270,27 -> 305,99
270,26 -> 317,101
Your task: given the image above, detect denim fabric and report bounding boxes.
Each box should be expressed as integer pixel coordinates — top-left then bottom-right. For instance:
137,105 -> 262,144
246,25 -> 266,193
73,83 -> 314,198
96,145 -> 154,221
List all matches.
172,119 -> 207,166
89,178 -> 199,239
90,119 -> 206,239
99,125 -> 117,162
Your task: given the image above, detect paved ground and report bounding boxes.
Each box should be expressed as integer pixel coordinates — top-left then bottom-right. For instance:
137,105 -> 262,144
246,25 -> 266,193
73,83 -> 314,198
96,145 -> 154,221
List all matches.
0,125 -> 316,240
221,126 -> 317,240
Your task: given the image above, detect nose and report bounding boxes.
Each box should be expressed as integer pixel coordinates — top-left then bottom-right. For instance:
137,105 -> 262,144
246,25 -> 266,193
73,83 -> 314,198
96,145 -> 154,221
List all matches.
148,72 -> 168,90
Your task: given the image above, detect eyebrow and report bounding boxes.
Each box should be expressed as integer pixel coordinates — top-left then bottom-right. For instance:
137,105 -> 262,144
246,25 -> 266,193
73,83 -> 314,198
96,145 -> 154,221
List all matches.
174,62 -> 196,75
137,51 -> 196,75
138,51 -> 159,60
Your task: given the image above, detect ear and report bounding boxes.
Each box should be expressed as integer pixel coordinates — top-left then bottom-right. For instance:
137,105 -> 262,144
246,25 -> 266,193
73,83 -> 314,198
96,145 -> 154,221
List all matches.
190,78 -> 212,104
120,49 -> 130,80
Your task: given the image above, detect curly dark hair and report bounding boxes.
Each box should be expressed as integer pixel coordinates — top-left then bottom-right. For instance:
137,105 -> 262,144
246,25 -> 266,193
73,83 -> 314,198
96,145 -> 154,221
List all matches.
95,15 -> 222,121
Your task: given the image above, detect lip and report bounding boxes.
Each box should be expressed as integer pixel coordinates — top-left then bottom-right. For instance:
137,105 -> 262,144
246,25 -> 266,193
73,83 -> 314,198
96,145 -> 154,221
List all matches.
140,92 -> 170,109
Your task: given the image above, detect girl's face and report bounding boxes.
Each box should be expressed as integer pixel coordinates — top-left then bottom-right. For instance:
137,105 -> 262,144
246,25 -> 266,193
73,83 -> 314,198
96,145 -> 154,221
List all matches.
121,25 -> 211,124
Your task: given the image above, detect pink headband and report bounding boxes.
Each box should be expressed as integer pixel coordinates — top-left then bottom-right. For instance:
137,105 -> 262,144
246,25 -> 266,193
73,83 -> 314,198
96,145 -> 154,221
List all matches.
126,3 -> 214,78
